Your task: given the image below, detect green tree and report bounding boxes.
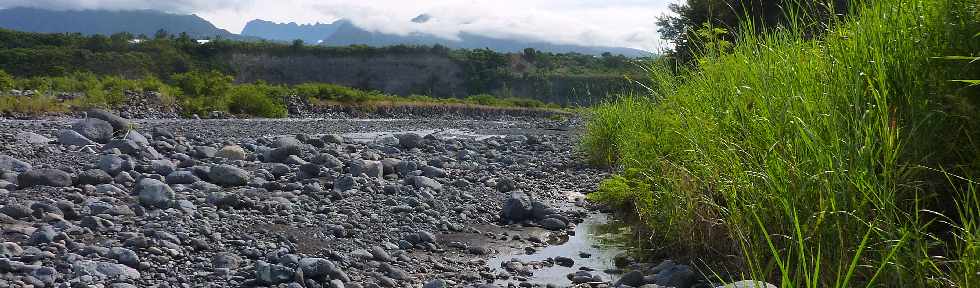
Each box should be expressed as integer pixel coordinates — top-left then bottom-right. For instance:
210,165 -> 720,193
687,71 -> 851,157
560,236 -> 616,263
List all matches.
0,69 -> 13,93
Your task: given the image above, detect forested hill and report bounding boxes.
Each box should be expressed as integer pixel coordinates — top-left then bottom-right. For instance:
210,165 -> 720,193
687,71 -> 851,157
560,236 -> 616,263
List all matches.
0,7 -> 244,40
0,28 -> 649,105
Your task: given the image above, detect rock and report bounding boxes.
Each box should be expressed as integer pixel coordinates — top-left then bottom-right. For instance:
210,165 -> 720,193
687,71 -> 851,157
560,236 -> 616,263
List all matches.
72,118 -> 113,143
298,258 -> 342,279
554,256 -> 574,267
321,134 -> 344,144
496,178 -> 517,192
124,130 -> 148,146
397,161 -> 418,176
104,139 -> 141,156
56,129 -> 96,146
0,242 -> 23,258
334,175 -> 355,192
87,109 -> 131,132
72,260 -> 140,280
408,176 -> 442,191
0,155 -> 32,173
98,155 -> 132,176
266,144 -> 302,163
370,246 -> 394,262
299,163 -> 321,177
152,127 -> 174,139
165,171 -> 200,185
615,271 -> 646,287
193,146 -> 218,159
16,132 -> 50,144
151,160 -> 176,175
501,192 -> 533,222
653,264 -> 696,288
77,169 -> 113,185
421,166 -> 447,178
396,133 -> 423,149
0,204 -> 31,219
216,145 -> 247,160
716,280 -> 778,288
255,260 -> 295,284
312,153 -> 343,168
137,178 -> 175,209
213,253 -> 241,269
539,218 -> 567,230
18,169 -> 72,187
208,165 -> 250,187
423,279 -> 447,288
109,247 -> 139,268
376,135 -> 399,146
350,160 -> 382,178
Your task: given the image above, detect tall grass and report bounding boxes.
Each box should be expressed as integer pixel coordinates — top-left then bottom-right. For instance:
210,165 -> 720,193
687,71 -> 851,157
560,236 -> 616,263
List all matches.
584,0 -> 980,286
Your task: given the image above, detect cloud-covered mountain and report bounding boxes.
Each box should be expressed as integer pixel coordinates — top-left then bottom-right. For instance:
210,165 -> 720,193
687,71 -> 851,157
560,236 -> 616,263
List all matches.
0,7 -> 241,39
241,19 -> 347,44
322,20 -> 652,57
0,7 -> 651,56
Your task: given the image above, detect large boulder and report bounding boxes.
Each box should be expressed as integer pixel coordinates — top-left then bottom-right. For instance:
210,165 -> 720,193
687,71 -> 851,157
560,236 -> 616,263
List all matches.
396,133 -> 423,149
97,155 -> 132,176
72,260 -> 140,280
18,169 -> 72,188
104,139 -> 141,156
15,132 -> 50,144
350,160 -> 383,178
501,192 -> 533,222
215,145 -> 246,160
255,260 -> 295,284
208,165 -> 250,187
72,118 -> 113,143
137,178 -> 175,209
87,109 -> 131,133
0,155 -> 31,173
408,176 -> 442,191
57,129 -> 96,146
77,169 -> 113,185
265,144 -> 302,163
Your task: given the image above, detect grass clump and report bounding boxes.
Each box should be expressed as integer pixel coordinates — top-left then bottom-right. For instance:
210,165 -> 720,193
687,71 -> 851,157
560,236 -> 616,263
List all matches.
584,0 -> 980,287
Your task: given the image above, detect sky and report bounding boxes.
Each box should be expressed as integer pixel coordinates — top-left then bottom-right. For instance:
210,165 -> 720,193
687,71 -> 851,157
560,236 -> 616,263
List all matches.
0,0 -> 675,52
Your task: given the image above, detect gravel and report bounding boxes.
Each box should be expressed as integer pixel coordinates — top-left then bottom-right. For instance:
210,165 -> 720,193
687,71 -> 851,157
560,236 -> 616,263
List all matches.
0,114 -> 612,287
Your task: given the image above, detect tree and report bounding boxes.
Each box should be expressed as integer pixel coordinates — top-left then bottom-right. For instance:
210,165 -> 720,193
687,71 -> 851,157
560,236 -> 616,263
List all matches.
291,39 -> 304,50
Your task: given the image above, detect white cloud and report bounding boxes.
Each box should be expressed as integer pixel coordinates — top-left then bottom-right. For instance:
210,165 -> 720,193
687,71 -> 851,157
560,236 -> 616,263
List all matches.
0,0 -> 674,51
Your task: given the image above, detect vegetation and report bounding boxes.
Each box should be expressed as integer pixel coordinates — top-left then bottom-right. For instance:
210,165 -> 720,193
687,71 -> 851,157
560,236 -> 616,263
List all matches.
0,69 -> 560,117
586,0 -> 980,287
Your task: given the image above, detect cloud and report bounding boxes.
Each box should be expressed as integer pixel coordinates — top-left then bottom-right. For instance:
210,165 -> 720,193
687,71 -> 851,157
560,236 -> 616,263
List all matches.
0,0 -> 673,51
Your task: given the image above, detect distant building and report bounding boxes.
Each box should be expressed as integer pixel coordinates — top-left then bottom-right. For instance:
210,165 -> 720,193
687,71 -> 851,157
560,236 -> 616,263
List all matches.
196,39 -> 211,44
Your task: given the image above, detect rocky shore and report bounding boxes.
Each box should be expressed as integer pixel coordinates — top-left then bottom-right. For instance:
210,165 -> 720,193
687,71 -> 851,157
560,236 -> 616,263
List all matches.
0,110 -> 771,288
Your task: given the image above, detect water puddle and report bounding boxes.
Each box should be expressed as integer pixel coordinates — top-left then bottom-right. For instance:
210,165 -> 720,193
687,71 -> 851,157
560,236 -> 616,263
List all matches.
341,129 -> 501,143
486,213 -> 634,286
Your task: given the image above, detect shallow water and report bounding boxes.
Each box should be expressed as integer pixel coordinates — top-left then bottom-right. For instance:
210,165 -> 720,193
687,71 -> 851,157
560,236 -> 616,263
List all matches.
486,213 -> 634,286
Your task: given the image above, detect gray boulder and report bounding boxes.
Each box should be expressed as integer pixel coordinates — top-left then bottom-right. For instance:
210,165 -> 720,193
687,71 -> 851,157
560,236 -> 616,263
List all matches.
18,169 -> 72,187
717,281 -> 778,288
72,118 -> 113,143
408,176 -> 442,191
16,132 -> 50,144
124,131 -> 148,146
396,133 -> 423,149
56,129 -> 96,146
72,260 -> 140,280
78,169 -> 113,185
0,155 -> 31,173
255,260 -> 295,284
137,178 -> 175,209
501,192 -> 533,222
97,155 -> 132,176
208,165 -> 250,187
104,139 -> 141,156
165,171 -> 200,184
215,145 -> 246,160
87,109 -> 131,132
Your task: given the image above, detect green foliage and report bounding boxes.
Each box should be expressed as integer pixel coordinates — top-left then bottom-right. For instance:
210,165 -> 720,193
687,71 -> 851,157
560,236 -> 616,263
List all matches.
226,84 -> 288,118
586,0 -> 980,287
0,69 -> 12,92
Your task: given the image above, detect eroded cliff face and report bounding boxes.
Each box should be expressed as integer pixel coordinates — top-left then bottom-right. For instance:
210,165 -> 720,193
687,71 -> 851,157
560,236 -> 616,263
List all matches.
227,53 -> 633,105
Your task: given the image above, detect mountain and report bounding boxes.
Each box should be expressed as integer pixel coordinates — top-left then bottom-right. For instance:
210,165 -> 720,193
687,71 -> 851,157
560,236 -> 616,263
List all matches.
321,20 -> 652,57
0,7 -> 239,39
241,19 -> 347,44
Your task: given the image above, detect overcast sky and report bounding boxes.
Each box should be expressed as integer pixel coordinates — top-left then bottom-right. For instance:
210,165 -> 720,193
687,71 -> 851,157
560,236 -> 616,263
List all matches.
0,0 -> 675,51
